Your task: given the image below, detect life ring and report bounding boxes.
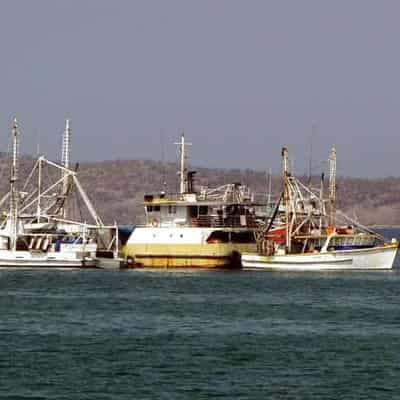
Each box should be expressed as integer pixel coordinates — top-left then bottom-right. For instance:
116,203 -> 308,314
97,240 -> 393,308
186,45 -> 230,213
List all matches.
151,218 -> 160,227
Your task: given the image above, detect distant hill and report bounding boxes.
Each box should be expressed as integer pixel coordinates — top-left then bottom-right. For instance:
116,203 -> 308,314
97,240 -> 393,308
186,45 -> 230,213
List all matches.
0,154 -> 399,226
62,159 -> 400,226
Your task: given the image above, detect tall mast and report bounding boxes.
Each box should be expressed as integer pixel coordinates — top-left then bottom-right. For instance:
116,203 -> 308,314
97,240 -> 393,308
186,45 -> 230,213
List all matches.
282,147 -> 291,252
174,133 -> 191,194
61,119 -> 71,218
37,157 -> 42,221
179,133 -> 186,194
329,146 -> 336,227
9,118 -> 20,252
62,119 -> 71,170
319,172 -> 325,229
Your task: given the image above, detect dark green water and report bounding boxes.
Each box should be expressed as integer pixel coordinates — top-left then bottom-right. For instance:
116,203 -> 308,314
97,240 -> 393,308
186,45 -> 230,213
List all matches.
1,265 -> 400,400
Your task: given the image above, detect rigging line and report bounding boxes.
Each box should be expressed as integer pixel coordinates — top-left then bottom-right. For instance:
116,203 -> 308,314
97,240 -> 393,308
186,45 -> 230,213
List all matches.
336,209 -> 386,240
264,191 -> 284,236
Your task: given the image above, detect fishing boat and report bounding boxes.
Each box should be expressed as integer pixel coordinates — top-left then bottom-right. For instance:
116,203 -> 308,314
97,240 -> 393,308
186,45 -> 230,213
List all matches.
0,118 -> 119,268
122,134 -> 259,268
242,147 -> 398,270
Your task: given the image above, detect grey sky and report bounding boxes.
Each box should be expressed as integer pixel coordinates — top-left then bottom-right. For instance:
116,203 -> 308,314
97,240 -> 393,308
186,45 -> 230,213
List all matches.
0,0 -> 399,177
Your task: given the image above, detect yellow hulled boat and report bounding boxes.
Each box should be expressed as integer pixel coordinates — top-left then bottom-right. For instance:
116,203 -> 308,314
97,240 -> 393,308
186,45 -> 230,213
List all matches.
122,134 -> 260,268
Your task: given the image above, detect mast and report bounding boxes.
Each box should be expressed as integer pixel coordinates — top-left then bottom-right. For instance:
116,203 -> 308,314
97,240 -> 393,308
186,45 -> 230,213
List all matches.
282,147 -> 291,252
37,157 -> 42,221
179,133 -> 186,194
9,118 -> 20,252
329,146 -> 336,227
174,133 -> 191,194
319,172 -> 324,229
61,119 -> 71,218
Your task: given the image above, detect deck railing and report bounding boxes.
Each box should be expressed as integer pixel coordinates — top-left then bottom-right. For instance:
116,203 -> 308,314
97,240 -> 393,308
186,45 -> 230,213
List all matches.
193,215 -> 257,228
140,215 -> 258,228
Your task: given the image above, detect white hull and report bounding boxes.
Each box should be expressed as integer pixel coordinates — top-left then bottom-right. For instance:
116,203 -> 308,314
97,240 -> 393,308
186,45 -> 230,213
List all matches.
0,249 -> 98,268
242,244 -> 398,271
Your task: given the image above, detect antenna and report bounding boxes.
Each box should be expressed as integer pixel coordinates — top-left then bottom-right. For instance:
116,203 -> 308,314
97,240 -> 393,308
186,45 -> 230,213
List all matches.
36,129 -> 41,156
174,132 -> 192,194
160,129 -> 166,191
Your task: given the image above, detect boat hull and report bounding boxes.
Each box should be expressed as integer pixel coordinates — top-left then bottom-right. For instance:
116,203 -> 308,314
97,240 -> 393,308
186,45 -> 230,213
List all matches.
242,244 -> 398,271
0,250 -> 98,268
122,227 -> 257,268
123,243 -> 255,268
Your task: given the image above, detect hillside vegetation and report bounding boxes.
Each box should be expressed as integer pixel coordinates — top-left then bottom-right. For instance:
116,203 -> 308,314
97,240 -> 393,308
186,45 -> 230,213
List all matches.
0,154 -> 399,226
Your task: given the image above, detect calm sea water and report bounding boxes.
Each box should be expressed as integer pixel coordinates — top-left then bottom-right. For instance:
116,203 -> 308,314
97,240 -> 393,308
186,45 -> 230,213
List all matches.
1,229 -> 400,399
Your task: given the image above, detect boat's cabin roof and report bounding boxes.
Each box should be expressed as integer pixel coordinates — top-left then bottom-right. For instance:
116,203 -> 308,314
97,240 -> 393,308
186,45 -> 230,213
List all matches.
142,191 -> 262,228
143,191 -> 263,206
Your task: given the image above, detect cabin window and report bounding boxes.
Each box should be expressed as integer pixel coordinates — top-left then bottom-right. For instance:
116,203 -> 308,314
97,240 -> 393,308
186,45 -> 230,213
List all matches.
207,231 -> 230,243
199,206 -> 208,215
168,205 -> 176,214
189,206 -> 198,218
147,205 -> 153,212
154,205 -> 160,212
230,231 -> 256,243
239,206 -> 249,215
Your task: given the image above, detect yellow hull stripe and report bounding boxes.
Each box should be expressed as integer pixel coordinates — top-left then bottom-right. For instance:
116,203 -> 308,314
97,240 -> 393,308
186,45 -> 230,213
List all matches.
122,243 -> 257,268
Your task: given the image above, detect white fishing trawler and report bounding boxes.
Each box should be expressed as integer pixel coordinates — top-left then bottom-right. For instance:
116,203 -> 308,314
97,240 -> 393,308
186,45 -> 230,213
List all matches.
242,147 -> 398,271
0,119 -> 119,268
122,134 -> 259,268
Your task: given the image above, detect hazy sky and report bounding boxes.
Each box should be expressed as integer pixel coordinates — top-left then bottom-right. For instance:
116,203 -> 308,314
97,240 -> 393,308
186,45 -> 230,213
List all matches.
1,0 -> 399,177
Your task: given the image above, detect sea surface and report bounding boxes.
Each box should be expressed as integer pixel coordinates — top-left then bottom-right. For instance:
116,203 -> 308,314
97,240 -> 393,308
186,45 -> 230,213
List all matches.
1,229 -> 400,399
